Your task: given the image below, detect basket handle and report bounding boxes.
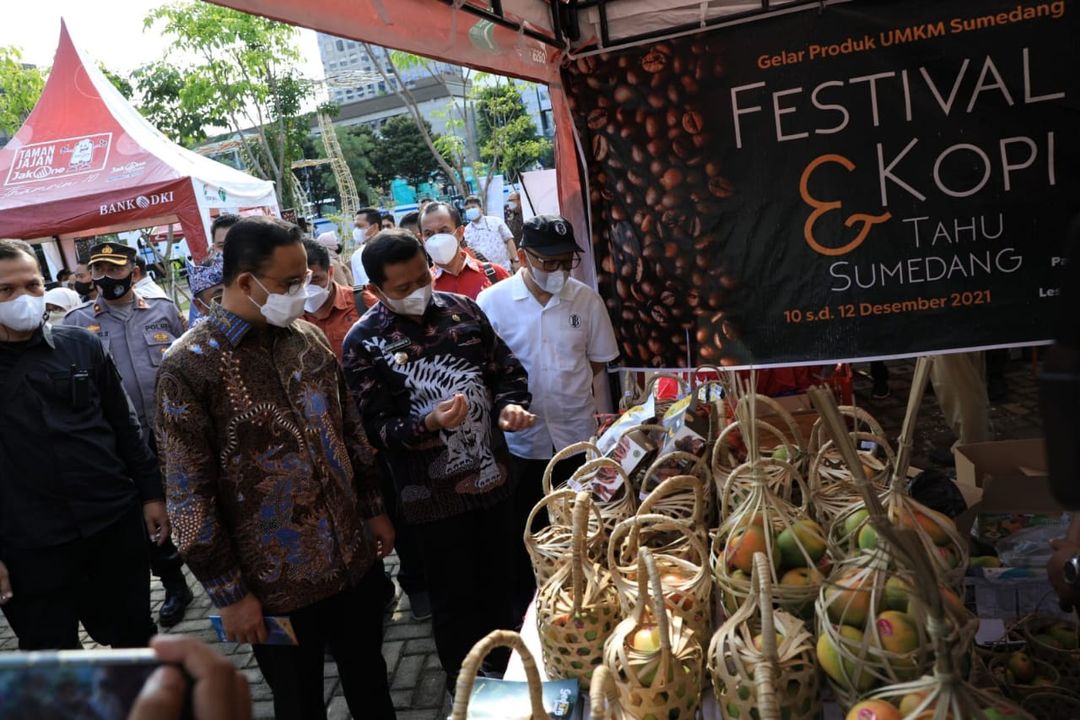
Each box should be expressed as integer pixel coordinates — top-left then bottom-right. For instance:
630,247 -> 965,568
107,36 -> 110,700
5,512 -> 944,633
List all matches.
637,473 -> 705,525
450,630 -> 552,720
570,457 -> 632,498
542,441 -> 602,494
588,665 -> 620,720
570,490 -> 591,615
609,513 -> 711,597
751,552 -> 782,720
635,548 -> 674,667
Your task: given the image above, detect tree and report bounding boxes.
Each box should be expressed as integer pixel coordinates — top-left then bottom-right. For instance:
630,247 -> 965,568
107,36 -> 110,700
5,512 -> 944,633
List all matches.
0,47 -> 45,136
369,115 -> 441,194
132,62 -> 225,147
98,65 -> 133,100
296,123 -> 379,213
142,2 -> 313,208
475,80 -> 550,182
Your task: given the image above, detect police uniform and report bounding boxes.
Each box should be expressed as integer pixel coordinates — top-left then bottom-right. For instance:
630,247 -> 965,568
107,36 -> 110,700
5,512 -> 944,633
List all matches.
64,243 -> 186,437
61,241 -> 193,626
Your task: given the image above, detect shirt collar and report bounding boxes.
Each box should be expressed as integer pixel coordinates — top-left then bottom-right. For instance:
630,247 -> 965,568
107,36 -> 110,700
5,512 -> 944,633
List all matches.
331,282 -> 353,311
208,303 -> 253,347
433,253 -> 480,279
509,270 -> 530,301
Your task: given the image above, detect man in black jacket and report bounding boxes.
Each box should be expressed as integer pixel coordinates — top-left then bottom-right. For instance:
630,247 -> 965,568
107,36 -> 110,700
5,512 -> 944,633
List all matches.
0,239 -> 168,650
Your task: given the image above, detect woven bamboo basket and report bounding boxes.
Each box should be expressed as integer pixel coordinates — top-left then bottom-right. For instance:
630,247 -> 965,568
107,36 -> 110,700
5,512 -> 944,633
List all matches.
544,442 -> 638,540
525,488 -> 607,589
602,547 -> 704,720
589,665 -> 625,719
807,405 -> 887,457
542,441 -> 604,524
1017,613 -> 1080,688
809,383 -> 1017,718
987,653 -> 1060,701
713,420 -> 801,506
808,430 -> 894,527
712,462 -> 828,623
537,491 -> 622,688
637,455 -> 713,529
608,513 -> 713,642
708,553 -> 821,720
451,629 -> 552,720
1021,690 -> 1080,719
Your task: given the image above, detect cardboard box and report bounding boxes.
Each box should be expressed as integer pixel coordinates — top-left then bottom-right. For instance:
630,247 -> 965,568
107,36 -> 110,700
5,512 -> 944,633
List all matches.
954,439 -> 1055,537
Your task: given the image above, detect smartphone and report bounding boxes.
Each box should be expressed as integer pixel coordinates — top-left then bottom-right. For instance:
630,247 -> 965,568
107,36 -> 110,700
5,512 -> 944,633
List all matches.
209,615 -> 299,646
0,648 -> 167,719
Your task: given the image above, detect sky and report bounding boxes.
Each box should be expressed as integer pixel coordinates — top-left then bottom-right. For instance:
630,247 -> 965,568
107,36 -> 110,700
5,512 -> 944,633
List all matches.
1,0 -> 326,80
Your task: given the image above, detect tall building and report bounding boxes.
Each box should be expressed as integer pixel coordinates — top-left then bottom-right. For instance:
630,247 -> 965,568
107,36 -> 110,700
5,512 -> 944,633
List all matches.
316,33 -> 458,104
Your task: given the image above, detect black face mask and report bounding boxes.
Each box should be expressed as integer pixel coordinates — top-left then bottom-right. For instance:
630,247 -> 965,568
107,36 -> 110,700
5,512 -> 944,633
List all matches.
94,273 -> 134,300
73,280 -> 94,296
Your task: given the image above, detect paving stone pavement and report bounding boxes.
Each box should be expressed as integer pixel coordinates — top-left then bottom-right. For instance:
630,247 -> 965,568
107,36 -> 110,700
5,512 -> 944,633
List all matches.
0,355 -> 1044,718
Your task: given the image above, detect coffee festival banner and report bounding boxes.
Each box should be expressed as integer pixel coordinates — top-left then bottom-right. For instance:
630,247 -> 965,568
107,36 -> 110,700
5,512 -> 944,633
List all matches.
563,0 -> 1079,369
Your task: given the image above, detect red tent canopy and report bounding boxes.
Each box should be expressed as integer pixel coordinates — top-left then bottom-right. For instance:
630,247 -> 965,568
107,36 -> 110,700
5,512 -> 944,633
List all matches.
0,21 -> 279,262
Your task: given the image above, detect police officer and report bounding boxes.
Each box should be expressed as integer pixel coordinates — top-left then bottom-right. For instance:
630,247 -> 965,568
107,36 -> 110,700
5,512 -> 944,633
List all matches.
64,241 -> 194,627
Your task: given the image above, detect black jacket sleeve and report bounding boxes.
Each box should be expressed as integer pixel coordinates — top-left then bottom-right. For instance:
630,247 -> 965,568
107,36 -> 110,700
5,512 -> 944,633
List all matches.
94,339 -> 164,503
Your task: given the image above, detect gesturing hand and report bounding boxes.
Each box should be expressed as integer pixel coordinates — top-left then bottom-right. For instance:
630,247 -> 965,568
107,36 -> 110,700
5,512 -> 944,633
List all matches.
427,394 -> 469,431
499,404 -> 536,432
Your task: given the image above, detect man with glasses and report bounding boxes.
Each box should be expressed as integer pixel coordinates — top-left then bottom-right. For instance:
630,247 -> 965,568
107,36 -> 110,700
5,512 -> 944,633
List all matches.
155,217 -> 396,719
420,202 -> 510,300
477,215 -> 619,620
64,242 -> 194,628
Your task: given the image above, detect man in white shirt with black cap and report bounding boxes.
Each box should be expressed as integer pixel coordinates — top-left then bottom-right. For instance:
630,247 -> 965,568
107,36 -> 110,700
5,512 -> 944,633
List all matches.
477,214 -> 619,619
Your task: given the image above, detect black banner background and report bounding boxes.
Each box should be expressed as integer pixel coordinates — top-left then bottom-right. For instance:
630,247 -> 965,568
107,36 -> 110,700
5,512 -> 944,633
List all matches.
563,0 -> 1079,368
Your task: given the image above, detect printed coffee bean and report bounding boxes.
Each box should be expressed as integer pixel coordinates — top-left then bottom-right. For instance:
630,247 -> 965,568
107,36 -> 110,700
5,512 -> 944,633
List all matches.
587,108 -> 608,130
682,110 -> 704,134
681,75 -> 699,94
647,93 -> 666,110
576,56 -> 597,74
708,176 -> 733,198
641,48 -> 669,73
660,168 -> 683,190
627,167 -> 646,187
646,139 -> 669,156
645,115 -> 662,139
591,133 -> 609,160
614,85 -> 635,103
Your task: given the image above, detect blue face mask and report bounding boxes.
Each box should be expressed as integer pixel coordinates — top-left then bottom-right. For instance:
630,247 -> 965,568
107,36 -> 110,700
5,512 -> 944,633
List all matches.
465,207 -> 481,222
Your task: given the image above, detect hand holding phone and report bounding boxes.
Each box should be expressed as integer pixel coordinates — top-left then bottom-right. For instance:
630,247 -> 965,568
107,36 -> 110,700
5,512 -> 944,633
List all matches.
130,635 -> 252,720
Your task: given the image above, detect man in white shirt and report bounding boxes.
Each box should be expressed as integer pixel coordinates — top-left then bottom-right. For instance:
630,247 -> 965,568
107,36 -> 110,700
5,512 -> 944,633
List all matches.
133,256 -> 169,300
350,207 -> 381,287
476,214 -> 619,619
463,195 -> 517,271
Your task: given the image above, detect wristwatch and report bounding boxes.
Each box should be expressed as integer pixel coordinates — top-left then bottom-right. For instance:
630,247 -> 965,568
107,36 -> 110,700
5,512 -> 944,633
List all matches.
1065,554 -> 1080,586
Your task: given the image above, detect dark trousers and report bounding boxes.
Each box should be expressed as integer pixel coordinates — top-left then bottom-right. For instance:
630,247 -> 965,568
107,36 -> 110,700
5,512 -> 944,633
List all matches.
509,453 -> 587,624
0,505 -> 154,650
413,496 -> 519,689
252,564 -> 394,720
378,457 -> 426,596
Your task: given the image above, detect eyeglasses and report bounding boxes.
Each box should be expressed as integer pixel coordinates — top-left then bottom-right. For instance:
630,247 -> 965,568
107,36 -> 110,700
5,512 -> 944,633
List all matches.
526,251 -> 581,272
90,264 -> 132,280
258,269 -> 312,294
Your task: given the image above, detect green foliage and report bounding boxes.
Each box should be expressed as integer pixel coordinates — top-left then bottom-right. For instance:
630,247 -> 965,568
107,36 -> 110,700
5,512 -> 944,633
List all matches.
98,65 -> 133,99
0,46 -> 45,136
142,1 -> 312,207
475,80 -> 550,179
370,115 -> 441,192
297,124 -> 378,212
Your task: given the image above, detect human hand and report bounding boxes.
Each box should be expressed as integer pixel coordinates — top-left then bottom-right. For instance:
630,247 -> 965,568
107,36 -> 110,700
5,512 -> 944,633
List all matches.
143,501 -> 171,546
219,594 -> 267,645
1048,537 -> 1080,612
0,560 -> 12,605
128,634 -> 252,720
427,394 -> 468,430
367,513 -> 395,559
498,404 -> 536,432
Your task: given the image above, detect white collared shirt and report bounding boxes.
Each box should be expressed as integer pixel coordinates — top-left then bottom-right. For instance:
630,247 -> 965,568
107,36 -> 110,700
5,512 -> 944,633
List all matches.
135,276 -> 169,300
350,245 -> 369,286
477,271 -> 619,459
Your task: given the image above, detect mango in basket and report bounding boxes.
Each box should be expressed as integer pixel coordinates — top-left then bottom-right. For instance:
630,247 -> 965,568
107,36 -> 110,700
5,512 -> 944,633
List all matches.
1050,621 -> 1079,649
751,631 -> 783,651
1006,651 -> 1035,683
969,555 -> 1002,568
981,704 -> 1023,719
873,611 -> 919,654
844,508 -> 870,538
883,576 -> 911,612
845,699 -> 901,720
630,626 -> 661,653
726,525 -> 779,574
825,570 -> 872,628
817,625 -> 874,691
779,567 -> 821,589
777,519 -> 826,568
857,523 -> 879,551
898,689 -> 931,715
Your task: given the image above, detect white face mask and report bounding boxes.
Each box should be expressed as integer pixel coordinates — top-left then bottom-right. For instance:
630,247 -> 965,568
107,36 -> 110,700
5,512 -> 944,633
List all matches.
0,293 -> 46,333
304,280 -> 331,313
250,276 -> 309,327
465,207 -> 482,222
353,227 -> 366,243
425,233 -> 459,266
530,266 -> 568,294
48,310 -> 67,325
381,283 -> 432,316
507,201 -> 518,210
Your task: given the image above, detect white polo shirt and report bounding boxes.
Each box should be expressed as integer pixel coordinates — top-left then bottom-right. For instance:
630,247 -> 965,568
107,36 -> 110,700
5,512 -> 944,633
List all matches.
477,271 -> 619,460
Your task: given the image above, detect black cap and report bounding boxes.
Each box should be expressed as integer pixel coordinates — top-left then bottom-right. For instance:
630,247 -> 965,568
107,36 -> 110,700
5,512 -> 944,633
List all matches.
519,215 -> 582,255
88,241 -> 136,267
